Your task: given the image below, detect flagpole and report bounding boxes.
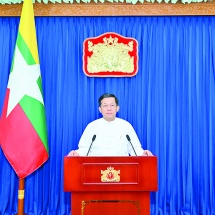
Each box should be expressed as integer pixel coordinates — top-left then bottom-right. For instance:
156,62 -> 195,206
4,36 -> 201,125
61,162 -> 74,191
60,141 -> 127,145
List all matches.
16,178 -> 28,215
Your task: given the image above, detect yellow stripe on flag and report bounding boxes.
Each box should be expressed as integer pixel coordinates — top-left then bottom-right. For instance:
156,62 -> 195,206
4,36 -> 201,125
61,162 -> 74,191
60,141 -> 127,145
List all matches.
19,0 -> 39,64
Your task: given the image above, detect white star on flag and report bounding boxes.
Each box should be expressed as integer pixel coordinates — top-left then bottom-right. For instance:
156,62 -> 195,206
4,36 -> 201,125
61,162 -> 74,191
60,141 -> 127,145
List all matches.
7,45 -> 44,117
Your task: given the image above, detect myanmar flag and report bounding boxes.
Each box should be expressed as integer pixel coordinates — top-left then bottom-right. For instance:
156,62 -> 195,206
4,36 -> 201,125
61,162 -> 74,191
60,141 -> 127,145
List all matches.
0,0 -> 48,179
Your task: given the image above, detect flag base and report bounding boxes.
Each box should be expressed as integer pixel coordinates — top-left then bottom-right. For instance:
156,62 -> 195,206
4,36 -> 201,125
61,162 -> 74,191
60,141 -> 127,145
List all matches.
16,178 -> 28,215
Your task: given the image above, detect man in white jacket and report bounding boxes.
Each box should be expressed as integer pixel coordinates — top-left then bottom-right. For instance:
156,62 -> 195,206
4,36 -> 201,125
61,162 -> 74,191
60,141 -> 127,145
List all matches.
68,93 -> 153,156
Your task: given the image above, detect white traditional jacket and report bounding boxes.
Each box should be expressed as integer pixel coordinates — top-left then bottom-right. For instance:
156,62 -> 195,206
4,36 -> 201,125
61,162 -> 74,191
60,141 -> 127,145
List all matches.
76,117 -> 144,156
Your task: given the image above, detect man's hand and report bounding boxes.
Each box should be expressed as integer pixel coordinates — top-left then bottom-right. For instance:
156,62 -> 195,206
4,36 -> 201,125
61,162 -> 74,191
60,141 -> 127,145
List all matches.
68,150 -> 80,156
142,150 -> 153,156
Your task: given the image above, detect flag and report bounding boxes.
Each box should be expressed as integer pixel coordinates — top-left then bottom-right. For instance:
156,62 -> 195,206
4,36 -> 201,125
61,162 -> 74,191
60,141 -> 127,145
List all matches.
0,0 -> 48,179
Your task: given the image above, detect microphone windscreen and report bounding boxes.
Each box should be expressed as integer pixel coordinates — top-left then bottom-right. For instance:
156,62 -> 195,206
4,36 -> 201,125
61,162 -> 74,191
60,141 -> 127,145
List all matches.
92,134 -> 96,141
126,134 -> 131,141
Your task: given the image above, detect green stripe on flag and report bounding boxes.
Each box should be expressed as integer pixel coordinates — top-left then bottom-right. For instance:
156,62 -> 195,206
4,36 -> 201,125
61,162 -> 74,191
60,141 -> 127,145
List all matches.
37,76 -> 43,96
20,96 -> 48,152
17,32 -> 36,65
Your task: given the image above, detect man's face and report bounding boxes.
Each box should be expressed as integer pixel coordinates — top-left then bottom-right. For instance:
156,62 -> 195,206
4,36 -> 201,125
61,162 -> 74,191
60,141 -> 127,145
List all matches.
99,97 -> 120,121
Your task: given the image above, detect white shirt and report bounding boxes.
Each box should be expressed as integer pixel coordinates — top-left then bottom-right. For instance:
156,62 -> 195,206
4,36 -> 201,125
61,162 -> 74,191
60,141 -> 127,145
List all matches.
76,117 -> 144,156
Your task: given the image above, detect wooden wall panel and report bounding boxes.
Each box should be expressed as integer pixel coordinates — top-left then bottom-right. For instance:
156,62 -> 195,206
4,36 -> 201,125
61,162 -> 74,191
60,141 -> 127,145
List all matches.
0,1 -> 215,16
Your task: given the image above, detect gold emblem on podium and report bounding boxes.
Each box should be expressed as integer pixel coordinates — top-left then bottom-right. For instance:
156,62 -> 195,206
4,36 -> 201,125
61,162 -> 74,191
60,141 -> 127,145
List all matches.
101,166 -> 120,182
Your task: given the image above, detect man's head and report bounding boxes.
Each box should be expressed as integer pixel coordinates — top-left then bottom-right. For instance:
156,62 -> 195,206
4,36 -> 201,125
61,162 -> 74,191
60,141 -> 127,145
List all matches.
98,93 -> 120,121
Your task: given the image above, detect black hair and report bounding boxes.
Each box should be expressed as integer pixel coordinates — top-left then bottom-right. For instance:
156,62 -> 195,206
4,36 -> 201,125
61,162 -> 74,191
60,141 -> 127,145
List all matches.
98,93 -> 119,106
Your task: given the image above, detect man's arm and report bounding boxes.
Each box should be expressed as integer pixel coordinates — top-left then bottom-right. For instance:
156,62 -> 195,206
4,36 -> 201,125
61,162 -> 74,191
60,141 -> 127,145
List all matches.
68,122 -> 93,156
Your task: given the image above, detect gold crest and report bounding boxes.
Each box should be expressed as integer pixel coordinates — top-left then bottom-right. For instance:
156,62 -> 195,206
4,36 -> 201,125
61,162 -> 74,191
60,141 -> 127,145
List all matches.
83,32 -> 138,77
101,166 -> 120,182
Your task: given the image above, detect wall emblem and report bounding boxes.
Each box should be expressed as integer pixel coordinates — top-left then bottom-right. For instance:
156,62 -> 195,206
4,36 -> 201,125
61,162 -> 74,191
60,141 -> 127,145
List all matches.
83,32 -> 138,77
101,166 -> 120,182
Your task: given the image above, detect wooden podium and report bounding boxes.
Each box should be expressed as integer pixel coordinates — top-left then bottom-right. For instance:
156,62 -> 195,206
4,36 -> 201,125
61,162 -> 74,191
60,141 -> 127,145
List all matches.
64,156 -> 158,215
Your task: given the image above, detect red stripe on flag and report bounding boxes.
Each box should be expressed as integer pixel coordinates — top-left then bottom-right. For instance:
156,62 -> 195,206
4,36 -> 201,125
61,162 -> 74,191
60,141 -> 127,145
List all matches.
1,89 -> 48,178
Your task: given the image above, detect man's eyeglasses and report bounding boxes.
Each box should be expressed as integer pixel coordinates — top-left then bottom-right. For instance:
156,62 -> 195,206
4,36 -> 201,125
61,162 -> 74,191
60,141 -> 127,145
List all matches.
101,104 -> 116,109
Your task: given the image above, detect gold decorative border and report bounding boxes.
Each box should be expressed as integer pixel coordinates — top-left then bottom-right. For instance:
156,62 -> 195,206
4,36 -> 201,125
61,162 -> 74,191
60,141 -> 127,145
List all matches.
81,200 -> 140,215
0,2 -> 215,17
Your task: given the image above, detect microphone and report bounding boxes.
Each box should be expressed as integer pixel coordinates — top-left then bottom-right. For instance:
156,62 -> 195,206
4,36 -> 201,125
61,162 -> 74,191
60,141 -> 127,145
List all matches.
86,135 -> 96,156
126,135 -> 137,156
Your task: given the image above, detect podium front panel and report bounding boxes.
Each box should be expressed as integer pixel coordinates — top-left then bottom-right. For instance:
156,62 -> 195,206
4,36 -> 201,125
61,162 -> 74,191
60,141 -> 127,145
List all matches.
64,156 -> 158,192
64,156 -> 158,215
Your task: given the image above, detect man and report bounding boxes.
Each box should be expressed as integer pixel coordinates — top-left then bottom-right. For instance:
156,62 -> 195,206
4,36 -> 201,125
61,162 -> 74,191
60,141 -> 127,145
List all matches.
68,93 -> 153,156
